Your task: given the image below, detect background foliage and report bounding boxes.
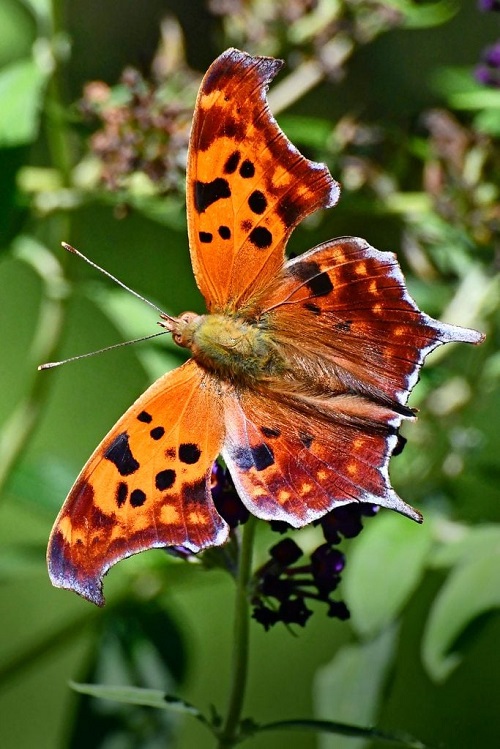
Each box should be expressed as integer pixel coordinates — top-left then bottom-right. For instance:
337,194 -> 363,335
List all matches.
0,1 -> 498,748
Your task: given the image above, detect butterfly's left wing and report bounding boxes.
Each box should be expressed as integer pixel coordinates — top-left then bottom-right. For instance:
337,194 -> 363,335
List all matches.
186,48 -> 339,312
48,361 -> 228,605
222,236 -> 483,526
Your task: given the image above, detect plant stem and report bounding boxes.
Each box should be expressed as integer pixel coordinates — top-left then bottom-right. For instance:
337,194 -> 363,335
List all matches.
217,517 -> 257,748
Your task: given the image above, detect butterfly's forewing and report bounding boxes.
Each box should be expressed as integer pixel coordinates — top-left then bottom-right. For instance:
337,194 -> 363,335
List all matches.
262,237 -> 484,405
48,361 -> 228,605
186,48 -> 339,312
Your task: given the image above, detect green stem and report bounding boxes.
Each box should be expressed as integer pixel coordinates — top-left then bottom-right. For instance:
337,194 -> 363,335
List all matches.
217,517 -> 257,748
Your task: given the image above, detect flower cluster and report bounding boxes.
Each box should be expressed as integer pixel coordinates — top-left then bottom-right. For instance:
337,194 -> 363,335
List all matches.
208,461 -> 378,630
79,22 -> 200,196
208,0 -> 404,78
251,504 -> 378,630
476,1 -> 500,87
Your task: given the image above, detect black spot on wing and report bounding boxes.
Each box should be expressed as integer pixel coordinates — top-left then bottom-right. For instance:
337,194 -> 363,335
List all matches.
239,159 -> 255,178
116,482 -> 128,508
277,195 -> 302,227
304,302 -> 321,315
155,469 -> 176,491
231,443 -> 274,472
299,432 -> 313,449
290,260 -> 334,297
224,150 -> 241,174
199,232 -> 213,244
194,178 -> 231,213
150,426 -> 165,441
105,433 -> 139,476
218,225 -> 231,239
309,271 -> 333,297
137,411 -> 152,423
249,226 -> 273,249
248,190 -> 267,215
130,489 -> 146,507
261,426 -> 281,438
179,443 -> 202,464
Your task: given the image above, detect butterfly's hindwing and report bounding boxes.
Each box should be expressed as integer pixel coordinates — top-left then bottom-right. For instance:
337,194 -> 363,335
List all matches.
48,361 -> 228,604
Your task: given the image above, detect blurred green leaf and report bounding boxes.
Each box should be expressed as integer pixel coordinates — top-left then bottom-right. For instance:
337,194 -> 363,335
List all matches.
0,543 -> 46,580
422,548 -> 500,682
0,57 -> 48,146
70,682 -> 204,718
68,597 -> 189,748
430,523 -> 500,569
279,115 -> 332,151
315,626 -> 398,749
387,0 -> 458,28
343,513 -> 432,638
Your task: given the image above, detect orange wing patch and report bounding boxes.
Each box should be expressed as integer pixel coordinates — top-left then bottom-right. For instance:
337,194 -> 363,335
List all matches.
48,361 -> 228,605
262,237 -> 484,406
222,389 -> 421,527
187,48 -> 339,312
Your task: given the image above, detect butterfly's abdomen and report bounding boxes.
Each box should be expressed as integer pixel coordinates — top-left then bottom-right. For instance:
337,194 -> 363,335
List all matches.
186,313 -> 283,383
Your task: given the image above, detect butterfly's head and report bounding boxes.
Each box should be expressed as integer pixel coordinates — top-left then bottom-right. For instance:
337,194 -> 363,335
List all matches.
159,311 -> 202,351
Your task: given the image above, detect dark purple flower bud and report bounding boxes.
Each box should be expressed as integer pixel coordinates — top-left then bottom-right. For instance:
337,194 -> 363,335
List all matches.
252,604 -> 279,631
210,463 -> 250,528
483,42 -> 500,68
475,65 -> 500,87
331,505 -> 364,538
318,513 -> 342,544
311,544 -> 345,593
359,503 -> 379,517
279,597 -> 313,627
261,573 -> 294,602
478,0 -> 500,11
327,600 -> 350,621
270,538 -> 303,566
269,519 -> 293,534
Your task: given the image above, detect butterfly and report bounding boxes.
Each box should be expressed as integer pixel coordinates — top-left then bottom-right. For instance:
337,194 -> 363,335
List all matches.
48,48 -> 484,605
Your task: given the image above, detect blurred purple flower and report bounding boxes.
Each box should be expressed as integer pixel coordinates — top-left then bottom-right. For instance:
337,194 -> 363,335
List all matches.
478,0 -> 500,11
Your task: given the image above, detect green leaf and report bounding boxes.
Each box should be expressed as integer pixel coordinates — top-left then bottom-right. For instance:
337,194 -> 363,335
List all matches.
279,115 -> 332,150
0,57 -> 48,146
70,682 -> 206,722
385,0 -> 458,28
343,512 -> 432,638
430,523 -> 500,570
422,548 -> 500,682
315,626 -> 398,749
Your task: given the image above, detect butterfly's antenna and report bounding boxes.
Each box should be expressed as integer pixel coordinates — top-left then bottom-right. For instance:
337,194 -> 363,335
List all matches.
38,330 -> 169,370
61,242 -> 177,321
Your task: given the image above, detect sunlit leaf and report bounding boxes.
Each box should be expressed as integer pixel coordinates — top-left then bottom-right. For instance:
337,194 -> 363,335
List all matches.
70,682 -> 205,720
422,549 -> 500,682
315,626 -> 398,749
343,513 -> 432,638
0,57 -> 48,146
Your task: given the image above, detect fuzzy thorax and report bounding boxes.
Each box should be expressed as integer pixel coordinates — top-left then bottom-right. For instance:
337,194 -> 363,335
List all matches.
167,311 -> 284,382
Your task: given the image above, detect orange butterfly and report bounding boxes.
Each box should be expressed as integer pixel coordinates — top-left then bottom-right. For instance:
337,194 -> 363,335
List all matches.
48,49 -> 484,605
